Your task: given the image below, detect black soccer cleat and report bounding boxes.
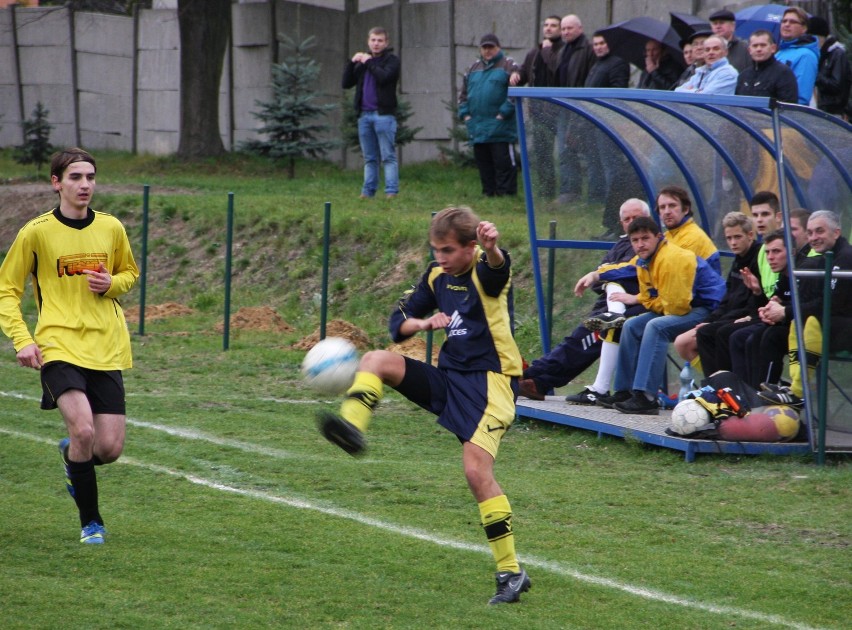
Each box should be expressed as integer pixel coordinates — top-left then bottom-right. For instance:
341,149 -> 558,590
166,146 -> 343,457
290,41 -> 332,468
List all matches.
488,567 -> 531,605
583,311 -> 626,332
318,411 -> 366,456
565,387 -> 608,406
614,392 -> 660,415
757,384 -> 804,410
596,390 -> 632,409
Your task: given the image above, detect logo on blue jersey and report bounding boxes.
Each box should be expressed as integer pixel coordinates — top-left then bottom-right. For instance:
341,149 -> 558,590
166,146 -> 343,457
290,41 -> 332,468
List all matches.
447,310 -> 468,337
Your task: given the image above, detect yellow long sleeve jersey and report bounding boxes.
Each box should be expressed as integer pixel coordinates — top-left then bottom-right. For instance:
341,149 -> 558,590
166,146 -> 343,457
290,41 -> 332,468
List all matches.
0,208 -> 139,370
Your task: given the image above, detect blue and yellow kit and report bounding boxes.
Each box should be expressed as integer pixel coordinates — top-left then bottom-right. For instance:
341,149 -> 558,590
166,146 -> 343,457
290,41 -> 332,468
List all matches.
389,246 -> 522,377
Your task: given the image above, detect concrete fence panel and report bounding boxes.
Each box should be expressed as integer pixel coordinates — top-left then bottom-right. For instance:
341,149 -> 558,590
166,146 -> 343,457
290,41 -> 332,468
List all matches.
0,0 -> 765,160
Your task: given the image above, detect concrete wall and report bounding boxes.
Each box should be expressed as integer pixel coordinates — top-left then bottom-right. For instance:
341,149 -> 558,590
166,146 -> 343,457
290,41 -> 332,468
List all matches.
0,0 -> 760,161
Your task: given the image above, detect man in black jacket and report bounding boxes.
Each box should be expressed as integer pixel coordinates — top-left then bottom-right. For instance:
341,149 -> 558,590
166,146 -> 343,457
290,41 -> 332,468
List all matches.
510,16 -> 564,197
761,211 -> 852,407
680,212 -> 761,373
584,31 -> 633,239
709,9 -> 750,72
342,27 -> 401,199
808,16 -> 852,118
637,39 -> 684,90
555,14 -> 596,204
736,30 -> 799,103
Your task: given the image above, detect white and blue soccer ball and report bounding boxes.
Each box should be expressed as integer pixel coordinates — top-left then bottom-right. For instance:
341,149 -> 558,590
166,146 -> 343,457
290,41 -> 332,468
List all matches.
670,398 -> 712,436
301,337 -> 359,395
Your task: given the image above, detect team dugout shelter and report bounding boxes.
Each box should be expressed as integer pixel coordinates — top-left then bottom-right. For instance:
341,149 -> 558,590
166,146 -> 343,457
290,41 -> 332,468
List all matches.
509,87 -> 852,461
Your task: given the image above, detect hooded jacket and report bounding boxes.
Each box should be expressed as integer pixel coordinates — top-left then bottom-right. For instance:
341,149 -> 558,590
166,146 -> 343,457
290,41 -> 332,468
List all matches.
459,50 -> 519,145
775,35 -> 820,105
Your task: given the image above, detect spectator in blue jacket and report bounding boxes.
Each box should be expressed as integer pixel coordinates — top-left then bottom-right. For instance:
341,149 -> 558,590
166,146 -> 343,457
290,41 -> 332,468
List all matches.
459,34 -> 520,197
675,35 -> 738,95
775,7 -> 820,105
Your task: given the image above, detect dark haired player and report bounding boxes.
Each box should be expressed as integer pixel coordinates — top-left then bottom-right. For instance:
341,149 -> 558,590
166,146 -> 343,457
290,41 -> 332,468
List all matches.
318,206 -> 530,605
0,147 -> 139,544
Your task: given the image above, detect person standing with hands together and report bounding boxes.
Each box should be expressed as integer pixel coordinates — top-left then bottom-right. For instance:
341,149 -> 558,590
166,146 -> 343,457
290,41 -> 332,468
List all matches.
0,148 -> 139,544
319,206 -> 530,605
342,27 -> 401,199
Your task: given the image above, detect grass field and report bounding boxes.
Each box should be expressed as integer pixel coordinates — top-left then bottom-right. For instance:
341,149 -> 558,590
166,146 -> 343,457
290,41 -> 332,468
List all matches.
1,151 -> 850,628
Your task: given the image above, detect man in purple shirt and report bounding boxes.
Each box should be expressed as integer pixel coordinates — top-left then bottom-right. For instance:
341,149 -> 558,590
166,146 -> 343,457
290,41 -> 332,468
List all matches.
342,27 -> 401,199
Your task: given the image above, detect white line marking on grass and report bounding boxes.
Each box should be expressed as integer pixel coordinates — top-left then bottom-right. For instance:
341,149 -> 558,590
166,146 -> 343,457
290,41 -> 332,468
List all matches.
0,390 -> 443,467
1,427 -> 825,630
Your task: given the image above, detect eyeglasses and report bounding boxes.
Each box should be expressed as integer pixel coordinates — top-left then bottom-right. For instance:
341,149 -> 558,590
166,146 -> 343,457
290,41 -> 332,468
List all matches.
781,19 -> 804,25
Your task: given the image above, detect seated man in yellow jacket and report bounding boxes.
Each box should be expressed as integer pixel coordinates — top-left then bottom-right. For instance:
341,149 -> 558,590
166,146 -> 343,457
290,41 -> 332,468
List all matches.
596,217 -> 726,414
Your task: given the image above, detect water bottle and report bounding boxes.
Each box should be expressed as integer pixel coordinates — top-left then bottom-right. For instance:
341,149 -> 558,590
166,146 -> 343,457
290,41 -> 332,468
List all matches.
678,362 -> 695,401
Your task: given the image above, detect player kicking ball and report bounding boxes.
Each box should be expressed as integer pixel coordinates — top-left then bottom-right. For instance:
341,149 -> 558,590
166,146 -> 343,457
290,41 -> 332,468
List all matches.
319,206 -> 530,605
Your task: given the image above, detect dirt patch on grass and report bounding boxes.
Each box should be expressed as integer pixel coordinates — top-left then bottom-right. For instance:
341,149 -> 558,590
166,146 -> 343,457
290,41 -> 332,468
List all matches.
215,306 -> 295,333
386,336 -> 440,366
294,319 -> 372,351
124,302 -> 195,322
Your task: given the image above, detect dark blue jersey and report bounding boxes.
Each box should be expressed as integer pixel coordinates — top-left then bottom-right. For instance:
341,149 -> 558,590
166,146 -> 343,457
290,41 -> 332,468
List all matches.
389,247 -> 522,376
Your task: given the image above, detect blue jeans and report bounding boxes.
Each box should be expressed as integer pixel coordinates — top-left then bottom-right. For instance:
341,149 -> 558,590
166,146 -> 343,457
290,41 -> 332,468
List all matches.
358,111 -> 398,196
614,308 -> 711,396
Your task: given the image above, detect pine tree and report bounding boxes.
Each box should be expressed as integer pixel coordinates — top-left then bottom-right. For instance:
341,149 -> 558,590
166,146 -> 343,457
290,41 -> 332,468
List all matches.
241,35 -> 338,179
14,102 -> 54,176
437,99 -> 475,167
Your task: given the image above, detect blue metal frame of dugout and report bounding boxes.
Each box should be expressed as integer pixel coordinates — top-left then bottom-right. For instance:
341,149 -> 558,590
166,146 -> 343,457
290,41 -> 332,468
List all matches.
508,87 -> 852,459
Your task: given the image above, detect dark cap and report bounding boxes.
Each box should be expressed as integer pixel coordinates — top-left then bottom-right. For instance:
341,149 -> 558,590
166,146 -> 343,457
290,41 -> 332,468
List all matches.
808,16 -> 830,37
684,29 -> 713,45
479,33 -> 501,47
709,9 -> 736,22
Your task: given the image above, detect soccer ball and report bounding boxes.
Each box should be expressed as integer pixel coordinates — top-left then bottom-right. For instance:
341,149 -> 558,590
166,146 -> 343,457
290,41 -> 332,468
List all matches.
763,404 -> 801,440
301,337 -> 359,394
670,398 -> 713,436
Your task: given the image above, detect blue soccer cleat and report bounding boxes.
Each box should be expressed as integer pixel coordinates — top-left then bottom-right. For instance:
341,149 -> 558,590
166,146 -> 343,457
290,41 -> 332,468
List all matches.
80,521 -> 106,544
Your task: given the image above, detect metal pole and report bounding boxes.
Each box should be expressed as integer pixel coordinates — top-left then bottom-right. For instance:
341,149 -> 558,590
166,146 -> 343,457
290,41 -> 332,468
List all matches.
816,251 -> 833,466
138,184 -> 149,336
320,201 -> 331,340
547,220 -> 556,343
223,192 -> 234,351
426,211 -> 437,365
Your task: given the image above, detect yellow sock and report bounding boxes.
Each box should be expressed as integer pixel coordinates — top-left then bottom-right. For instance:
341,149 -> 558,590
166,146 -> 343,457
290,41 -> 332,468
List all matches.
340,371 -> 383,433
788,317 -> 822,398
479,494 -> 519,573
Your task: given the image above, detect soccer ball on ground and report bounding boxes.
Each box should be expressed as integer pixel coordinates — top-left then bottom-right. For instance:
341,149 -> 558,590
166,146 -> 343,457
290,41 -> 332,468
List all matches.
762,404 -> 800,440
670,398 -> 713,436
301,337 -> 359,394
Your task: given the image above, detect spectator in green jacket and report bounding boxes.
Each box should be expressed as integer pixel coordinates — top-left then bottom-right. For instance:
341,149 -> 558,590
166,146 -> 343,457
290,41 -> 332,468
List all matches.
459,34 -> 520,197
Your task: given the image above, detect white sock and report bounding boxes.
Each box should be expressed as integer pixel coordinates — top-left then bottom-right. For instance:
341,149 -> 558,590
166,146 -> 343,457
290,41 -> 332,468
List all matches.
591,340 -> 619,394
605,283 -> 627,314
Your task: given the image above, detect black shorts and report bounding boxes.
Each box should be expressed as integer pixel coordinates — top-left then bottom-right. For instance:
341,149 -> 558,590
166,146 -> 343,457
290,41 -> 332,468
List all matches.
40,361 -> 126,414
394,357 -> 517,458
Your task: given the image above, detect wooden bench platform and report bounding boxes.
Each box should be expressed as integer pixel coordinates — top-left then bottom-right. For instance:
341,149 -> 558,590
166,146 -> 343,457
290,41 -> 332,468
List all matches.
516,396 -> 812,462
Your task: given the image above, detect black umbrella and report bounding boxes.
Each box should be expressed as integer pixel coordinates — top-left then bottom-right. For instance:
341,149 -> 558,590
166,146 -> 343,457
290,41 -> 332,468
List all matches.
670,12 -> 711,44
598,17 -> 685,69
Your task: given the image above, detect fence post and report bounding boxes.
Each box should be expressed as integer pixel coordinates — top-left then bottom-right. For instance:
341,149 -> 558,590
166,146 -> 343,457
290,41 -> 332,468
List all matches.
223,192 -> 234,350
138,184 -> 150,336
320,201 -> 331,340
